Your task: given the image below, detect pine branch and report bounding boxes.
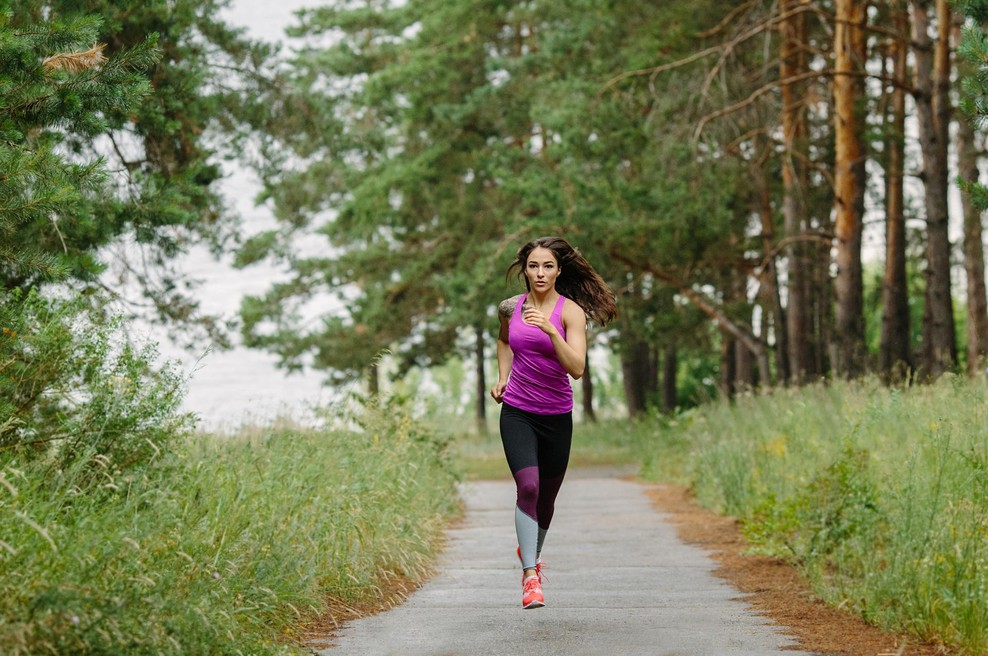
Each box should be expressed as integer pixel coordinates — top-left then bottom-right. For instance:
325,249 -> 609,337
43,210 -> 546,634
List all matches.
690,68 -> 913,144
602,2 -> 911,95
696,1 -> 759,39
42,43 -> 107,74
0,245 -> 66,281
601,3 -> 822,92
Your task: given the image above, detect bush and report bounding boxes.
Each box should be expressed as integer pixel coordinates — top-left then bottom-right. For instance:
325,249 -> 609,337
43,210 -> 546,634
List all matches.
0,288 -> 192,478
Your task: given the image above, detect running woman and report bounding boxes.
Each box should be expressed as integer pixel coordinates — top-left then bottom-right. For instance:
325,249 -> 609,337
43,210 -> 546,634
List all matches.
490,236 -> 617,609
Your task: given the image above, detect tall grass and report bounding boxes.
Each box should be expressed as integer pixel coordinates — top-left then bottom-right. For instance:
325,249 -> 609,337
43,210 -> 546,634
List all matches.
0,292 -> 460,654
0,403 -> 459,655
638,376 -> 988,654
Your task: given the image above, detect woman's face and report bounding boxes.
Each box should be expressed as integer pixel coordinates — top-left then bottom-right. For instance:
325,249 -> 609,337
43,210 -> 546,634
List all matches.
524,246 -> 560,293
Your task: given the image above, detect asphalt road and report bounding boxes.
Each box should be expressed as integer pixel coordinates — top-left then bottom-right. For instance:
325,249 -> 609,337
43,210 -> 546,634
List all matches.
313,473 -> 817,656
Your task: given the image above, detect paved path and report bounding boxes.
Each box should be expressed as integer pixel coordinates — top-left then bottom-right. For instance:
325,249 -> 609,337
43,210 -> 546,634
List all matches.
314,474 -> 817,656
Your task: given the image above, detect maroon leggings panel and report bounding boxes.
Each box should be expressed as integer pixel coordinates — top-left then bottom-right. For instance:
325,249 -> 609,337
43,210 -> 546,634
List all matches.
500,402 -> 572,530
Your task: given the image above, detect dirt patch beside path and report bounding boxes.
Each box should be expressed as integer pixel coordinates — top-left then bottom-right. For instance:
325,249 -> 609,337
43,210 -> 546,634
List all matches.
299,571 -> 421,651
645,483 -> 947,656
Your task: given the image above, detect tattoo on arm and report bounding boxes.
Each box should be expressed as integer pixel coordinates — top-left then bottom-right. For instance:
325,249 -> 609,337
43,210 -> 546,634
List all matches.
498,296 -> 520,319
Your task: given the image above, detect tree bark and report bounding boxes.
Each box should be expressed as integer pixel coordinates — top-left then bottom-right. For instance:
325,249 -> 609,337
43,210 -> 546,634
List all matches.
735,328 -> 757,392
620,333 -> 656,417
733,273 -> 758,392
753,144 -> 789,383
474,323 -> 487,435
780,0 -> 812,384
913,0 -> 957,378
880,5 -> 913,380
832,0 -> 868,378
721,335 -> 737,400
662,342 -> 677,413
582,350 -> 597,422
812,230 -> 834,377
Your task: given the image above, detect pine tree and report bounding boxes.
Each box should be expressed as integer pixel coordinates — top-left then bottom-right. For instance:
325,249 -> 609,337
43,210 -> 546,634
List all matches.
0,12 -> 158,286
4,2 -> 280,347
957,0 -> 988,211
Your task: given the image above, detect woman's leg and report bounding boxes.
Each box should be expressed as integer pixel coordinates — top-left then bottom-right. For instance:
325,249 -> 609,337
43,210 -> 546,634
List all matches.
499,404 -> 541,573
534,411 -> 573,557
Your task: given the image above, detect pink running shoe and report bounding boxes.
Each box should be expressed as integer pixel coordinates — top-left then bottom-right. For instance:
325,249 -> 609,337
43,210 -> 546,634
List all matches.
516,545 -> 547,582
522,575 -> 545,609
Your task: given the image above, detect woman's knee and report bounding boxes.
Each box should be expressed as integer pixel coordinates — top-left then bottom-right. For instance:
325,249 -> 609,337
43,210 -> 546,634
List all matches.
513,467 -> 540,510
517,478 -> 539,503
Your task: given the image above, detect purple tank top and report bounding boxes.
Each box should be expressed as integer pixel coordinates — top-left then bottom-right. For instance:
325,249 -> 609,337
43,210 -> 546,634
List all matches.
502,294 -> 572,414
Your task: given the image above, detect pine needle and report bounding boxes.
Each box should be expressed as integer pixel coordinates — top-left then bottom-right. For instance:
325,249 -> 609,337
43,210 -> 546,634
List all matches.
42,43 -> 107,74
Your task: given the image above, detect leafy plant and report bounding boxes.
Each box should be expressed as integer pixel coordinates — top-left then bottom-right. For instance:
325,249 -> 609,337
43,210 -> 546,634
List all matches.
0,289 -> 192,477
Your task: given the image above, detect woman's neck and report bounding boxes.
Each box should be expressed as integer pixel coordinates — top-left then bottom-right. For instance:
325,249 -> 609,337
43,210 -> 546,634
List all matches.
528,288 -> 557,305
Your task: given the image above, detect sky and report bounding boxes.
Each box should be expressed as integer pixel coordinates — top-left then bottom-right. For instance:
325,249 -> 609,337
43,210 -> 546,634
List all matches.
221,0 -> 316,42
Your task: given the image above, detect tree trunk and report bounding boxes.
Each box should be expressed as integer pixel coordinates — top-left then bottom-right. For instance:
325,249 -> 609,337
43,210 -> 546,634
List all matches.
950,16 -> 988,376
733,274 -> 758,392
721,335 -> 737,400
880,5 -> 913,380
812,230 -> 833,377
780,0 -> 812,384
753,144 -> 789,383
474,323 -> 487,435
913,0 -> 957,377
662,342 -> 677,413
958,116 -> 988,373
736,331 -> 756,393
367,362 -> 380,397
608,249 -> 772,386
620,335 -> 655,417
582,350 -> 597,422
832,0 -> 868,378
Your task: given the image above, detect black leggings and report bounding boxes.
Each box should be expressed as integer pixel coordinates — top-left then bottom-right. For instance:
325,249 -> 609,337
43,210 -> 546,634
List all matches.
500,402 -> 572,569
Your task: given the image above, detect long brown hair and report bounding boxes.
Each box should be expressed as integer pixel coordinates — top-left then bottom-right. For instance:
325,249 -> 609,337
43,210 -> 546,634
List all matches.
507,236 -> 617,327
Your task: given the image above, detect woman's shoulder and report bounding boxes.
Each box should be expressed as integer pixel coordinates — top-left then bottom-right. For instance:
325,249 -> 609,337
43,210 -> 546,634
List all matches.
498,294 -> 524,319
561,297 -> 587,323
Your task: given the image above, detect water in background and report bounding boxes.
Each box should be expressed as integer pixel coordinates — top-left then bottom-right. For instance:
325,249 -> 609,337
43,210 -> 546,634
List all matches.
142,0 -> 330,431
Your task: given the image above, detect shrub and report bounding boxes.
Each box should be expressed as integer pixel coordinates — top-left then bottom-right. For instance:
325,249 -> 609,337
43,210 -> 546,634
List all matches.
0,288 -> 192,479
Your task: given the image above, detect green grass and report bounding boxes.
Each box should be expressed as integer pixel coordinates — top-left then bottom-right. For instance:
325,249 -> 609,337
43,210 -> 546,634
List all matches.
0,406 -> 460,655
635,375 -> 988,655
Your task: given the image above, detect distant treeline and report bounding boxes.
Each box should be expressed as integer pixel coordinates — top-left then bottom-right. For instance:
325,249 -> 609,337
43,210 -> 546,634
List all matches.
7,1 -> 988,428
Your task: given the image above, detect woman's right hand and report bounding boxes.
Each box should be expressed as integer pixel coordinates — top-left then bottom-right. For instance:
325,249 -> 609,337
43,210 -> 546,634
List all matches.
490,381 -> 507,403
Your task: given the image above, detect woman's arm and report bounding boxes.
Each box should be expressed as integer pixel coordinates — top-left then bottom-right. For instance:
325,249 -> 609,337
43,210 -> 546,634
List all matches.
490,296 -> 519,403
